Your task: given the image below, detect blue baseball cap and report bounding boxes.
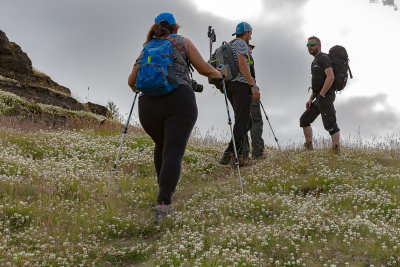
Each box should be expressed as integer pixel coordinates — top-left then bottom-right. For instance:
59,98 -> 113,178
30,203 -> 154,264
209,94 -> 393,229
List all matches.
154,12 -> 176,25
232,22 -> 252,36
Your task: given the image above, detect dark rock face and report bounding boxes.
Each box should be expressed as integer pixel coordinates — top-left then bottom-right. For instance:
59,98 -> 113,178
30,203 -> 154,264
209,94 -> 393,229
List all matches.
0,30 -> 33,75
85,102 -> 110,117
0,30 -> 12,55
7,42 -> 33,75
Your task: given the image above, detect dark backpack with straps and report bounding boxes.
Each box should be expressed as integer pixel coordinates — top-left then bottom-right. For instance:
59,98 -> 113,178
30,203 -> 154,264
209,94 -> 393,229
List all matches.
136,35 -> 189,96
328,45 -> 353,91
208,39 -> 240,90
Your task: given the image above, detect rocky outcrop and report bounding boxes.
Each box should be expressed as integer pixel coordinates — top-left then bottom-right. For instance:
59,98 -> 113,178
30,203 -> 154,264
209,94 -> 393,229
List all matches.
0,29 -> 109,118
84,102 -> 109,117
0,31 -> 11,55
1,30 -> 33,76
0,36 -> 33,76
0,29 -> 71,96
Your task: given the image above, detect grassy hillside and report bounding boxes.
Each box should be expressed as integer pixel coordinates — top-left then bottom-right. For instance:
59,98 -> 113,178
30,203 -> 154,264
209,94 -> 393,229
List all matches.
0,122 -> 400,266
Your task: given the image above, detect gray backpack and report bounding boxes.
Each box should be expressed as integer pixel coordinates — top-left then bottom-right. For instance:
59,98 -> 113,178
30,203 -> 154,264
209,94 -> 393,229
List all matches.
208,39 -> 239,90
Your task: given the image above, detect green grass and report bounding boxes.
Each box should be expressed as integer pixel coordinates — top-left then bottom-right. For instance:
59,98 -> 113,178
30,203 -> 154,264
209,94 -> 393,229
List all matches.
0,124 -> 399,266
32,68 -> 51,80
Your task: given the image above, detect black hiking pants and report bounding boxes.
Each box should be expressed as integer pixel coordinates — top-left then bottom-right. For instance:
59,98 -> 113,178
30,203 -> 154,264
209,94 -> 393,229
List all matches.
138,84 -> 198,205
224,81 -> 253,155
300,89 -> 340,135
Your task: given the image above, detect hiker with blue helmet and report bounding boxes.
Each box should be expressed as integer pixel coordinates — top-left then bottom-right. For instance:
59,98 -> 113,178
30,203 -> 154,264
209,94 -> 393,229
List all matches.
300,36 -> 340,154
128,12 -> 226,223
219,22 -> 260,166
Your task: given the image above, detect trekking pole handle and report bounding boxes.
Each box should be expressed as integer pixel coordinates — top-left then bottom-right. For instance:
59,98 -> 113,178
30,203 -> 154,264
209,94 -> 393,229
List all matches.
208,26 -> 216,42
208,26 -> 216,58
218,64 -> 226,79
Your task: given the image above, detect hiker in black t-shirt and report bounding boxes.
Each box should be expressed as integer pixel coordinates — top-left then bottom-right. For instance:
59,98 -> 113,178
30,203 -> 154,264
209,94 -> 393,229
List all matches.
300,36 -> 340,154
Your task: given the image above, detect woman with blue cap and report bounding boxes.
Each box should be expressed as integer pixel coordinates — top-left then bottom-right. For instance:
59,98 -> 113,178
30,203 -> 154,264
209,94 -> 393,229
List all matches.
128,12 -> 226,223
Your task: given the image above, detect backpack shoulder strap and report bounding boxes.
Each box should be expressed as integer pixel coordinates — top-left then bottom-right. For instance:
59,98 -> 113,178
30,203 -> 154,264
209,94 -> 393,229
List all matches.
314,53 -> 329,68
166,35 -> 187,57
348,65 -> 353,79
166,35 -> 193,72
230,38 -> 240,44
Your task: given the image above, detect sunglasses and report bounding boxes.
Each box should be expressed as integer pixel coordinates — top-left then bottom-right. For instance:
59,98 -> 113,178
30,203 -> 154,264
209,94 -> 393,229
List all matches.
306,43 -> 319,47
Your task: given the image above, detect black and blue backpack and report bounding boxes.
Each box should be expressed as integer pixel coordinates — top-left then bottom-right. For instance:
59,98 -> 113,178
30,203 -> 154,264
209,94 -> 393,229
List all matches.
136,35 -> 188,96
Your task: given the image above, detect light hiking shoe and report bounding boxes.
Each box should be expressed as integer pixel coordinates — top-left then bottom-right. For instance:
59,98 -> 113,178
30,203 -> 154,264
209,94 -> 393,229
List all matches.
154,204 -> 174,224
219,151 -> 233,165
252,152 -> 266,160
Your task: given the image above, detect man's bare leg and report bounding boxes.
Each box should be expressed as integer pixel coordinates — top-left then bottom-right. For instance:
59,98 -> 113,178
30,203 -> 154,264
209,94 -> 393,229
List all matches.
303,126 -> 313,150
331,131 -> 340,154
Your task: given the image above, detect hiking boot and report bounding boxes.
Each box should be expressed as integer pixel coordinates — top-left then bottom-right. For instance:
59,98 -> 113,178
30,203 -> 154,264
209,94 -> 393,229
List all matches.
219,151 -> 233,165
303,142 -> 313,151
154,204 -> 174,224
333,145 -> 340,155
252,152 -> 266,160
231,155 -> 254,167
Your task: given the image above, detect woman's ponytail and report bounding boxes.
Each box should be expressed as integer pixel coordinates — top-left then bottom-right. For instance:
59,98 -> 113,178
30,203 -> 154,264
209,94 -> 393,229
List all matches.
144,22 -> 180,46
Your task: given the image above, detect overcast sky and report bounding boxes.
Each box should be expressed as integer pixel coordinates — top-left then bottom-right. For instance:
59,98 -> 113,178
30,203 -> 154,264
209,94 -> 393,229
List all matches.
1,0 -> 399,145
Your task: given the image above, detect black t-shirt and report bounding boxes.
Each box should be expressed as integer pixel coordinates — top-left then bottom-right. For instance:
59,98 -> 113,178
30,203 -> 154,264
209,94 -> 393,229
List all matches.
311,53 -> 332,92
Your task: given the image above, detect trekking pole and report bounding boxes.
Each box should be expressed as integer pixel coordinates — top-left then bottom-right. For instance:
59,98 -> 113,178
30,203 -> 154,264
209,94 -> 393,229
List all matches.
106,92 -> 139,198
207,26 -> 216,58
259,101 -> 281,150
220,68 -> 244,194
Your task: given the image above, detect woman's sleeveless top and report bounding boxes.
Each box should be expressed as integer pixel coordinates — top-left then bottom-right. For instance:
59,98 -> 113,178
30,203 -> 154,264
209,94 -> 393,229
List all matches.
169,34 -> 191,87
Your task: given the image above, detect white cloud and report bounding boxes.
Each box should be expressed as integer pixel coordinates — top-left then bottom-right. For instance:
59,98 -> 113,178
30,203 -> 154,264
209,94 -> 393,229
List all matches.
190,0 -> 263,21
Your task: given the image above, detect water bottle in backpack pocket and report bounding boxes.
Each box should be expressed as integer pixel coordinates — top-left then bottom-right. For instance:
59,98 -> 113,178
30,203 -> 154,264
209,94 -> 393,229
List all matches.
136,38 -> 179,96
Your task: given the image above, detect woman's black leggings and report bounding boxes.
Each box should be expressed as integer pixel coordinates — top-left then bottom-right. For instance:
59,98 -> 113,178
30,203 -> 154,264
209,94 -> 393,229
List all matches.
138,84 -> 198,205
